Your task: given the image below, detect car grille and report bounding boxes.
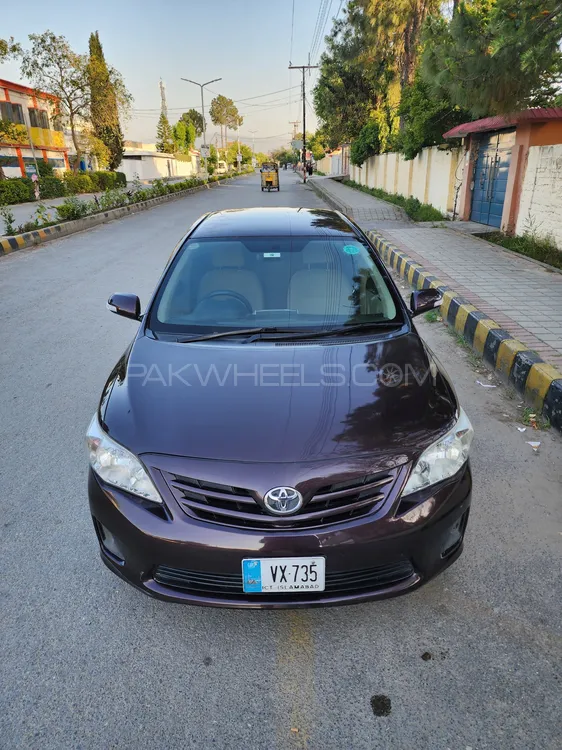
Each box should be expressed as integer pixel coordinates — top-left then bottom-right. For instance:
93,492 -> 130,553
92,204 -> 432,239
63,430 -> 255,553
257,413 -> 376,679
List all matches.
153,560 -> 415,600
162,470 -> 397,530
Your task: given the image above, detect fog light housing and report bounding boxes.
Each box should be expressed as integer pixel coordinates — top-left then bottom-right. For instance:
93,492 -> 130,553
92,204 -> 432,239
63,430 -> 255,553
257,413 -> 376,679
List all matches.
94,519 -> 125,565
441,510 -> 469,558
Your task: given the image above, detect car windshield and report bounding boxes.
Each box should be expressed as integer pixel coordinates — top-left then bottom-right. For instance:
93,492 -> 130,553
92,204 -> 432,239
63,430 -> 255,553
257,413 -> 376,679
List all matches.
148,235 -> 403,336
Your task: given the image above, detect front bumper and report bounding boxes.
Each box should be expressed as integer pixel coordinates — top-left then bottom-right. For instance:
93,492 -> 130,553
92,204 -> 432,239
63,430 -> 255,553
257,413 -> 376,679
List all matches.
88,464 -> 471,609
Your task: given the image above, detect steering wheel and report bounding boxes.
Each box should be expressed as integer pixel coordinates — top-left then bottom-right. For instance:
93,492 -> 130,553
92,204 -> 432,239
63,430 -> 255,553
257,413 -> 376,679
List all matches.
195,290 -> 253,315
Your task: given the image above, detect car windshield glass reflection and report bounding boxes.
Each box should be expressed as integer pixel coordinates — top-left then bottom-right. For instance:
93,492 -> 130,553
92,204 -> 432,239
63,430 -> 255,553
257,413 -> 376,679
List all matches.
149,236 -> 402,335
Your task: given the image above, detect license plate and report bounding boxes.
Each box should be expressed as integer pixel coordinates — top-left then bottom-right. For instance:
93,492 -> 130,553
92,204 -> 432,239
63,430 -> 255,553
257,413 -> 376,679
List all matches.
242,557 -> 325,593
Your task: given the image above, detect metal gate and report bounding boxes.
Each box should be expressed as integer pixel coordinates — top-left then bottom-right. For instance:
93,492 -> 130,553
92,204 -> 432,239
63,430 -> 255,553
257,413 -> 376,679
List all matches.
470,130 -> 515,228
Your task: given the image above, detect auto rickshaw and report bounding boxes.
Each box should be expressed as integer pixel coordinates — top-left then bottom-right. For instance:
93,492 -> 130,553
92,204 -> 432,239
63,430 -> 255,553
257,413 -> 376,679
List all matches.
260,162 -> 279,192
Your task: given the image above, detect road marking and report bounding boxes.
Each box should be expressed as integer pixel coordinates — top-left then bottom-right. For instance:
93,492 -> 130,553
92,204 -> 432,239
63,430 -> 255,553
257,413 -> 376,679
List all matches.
276,610 -> 315,749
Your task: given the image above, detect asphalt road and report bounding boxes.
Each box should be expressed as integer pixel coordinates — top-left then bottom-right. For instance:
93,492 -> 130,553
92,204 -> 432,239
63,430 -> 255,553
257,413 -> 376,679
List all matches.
1,172 -> 560,750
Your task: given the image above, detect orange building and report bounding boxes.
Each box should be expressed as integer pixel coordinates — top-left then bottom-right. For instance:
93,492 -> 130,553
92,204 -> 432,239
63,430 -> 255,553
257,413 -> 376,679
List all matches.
0,79 -> 70,177
444,108 -> 562,233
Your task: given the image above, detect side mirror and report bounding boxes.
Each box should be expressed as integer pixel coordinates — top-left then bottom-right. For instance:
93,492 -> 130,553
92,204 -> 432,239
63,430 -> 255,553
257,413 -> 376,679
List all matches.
410,288 -> 442,317
107,293 -> 141,321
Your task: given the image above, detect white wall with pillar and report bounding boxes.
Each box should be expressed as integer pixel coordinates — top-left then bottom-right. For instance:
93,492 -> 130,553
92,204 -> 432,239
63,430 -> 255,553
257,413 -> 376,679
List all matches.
349,145 -> 462,215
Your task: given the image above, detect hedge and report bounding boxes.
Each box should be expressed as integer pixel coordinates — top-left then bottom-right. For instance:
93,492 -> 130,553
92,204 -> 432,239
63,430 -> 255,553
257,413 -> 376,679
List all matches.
39,176 -> 66,199
0,178 -> 33,204
0,170 -> 127,205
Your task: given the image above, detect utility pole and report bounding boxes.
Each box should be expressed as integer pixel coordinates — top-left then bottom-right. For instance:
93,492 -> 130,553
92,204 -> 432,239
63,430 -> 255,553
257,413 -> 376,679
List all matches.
288,64 -> 318,182
289,120 -> 300,140
181,76 -> 222,177
249,129 -> 257,158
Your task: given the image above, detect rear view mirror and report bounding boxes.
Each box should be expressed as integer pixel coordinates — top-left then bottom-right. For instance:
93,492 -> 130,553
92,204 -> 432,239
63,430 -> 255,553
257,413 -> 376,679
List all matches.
410,288 -> 442,317
107,293 -> 141,321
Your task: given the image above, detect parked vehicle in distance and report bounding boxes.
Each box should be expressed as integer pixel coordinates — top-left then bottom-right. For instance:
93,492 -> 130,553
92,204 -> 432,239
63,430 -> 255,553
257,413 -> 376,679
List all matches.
215,160 -> 228,174
87,207 -> 473,608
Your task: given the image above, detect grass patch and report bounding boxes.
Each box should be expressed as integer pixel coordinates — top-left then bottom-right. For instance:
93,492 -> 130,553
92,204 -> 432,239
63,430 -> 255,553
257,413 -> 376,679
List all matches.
447,328 -> 482,367
315,170 -> 326,176
424,309 -> 441,323
342,179 -> 446,221
521,406 -> 550,430
482,231 -> 562,271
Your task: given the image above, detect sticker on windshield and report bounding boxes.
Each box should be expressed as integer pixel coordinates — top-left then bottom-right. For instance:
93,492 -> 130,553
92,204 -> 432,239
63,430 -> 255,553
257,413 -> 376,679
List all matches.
342,244 -> 360,255
264,252 -> 281,258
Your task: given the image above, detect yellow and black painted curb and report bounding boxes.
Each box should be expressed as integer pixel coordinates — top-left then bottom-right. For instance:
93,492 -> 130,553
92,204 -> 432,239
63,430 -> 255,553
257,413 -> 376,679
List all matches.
367,230 -> 562,433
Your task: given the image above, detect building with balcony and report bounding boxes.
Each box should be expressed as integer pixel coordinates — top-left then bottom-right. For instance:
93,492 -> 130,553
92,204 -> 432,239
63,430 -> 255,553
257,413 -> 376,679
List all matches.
0,79 -> 70,177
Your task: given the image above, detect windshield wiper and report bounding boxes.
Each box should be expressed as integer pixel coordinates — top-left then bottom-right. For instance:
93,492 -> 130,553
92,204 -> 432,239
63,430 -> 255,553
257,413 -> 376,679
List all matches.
177,322 -> 402,344
177,327 -> 299,343
243,321 -> 403,343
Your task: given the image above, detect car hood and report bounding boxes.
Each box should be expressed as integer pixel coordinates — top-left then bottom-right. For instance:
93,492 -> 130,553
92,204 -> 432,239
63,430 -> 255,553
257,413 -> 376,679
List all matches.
101,332 -> 457,464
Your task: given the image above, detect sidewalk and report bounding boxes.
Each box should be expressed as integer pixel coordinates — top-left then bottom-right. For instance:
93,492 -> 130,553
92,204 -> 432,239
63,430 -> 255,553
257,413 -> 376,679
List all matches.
311,177 -> 562,371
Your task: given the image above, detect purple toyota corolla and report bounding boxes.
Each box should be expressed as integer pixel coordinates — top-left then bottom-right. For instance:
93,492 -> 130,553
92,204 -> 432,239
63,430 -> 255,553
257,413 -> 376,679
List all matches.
87,207 -> 473,608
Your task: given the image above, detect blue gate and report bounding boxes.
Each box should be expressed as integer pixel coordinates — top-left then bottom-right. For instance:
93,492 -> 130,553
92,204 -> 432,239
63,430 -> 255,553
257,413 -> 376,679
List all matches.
470,130 -> 515,228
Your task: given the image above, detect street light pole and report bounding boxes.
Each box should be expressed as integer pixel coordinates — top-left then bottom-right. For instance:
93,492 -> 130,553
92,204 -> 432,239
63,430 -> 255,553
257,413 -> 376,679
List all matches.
181,76 -> 222,178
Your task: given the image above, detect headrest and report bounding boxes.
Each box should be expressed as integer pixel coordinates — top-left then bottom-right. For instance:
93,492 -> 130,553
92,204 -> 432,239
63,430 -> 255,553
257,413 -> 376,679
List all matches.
211,246 -> 245,268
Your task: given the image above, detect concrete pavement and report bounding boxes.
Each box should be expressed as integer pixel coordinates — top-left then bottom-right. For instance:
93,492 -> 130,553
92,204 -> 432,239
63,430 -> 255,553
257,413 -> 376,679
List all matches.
1,172 -> 560,749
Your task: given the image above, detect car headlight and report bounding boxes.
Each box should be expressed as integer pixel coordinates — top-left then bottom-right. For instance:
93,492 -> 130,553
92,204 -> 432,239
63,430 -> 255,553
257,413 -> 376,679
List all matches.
86,414 -> 162,504
402,408 -> 473,496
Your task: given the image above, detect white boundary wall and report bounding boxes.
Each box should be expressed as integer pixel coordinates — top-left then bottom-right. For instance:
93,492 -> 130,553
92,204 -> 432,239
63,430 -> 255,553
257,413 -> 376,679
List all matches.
349,145 -> 462,215
516,144 -> 562,249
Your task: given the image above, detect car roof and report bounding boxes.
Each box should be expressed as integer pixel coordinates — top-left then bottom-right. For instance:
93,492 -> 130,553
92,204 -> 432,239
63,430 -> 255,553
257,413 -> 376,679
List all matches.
191,207 -> 357,238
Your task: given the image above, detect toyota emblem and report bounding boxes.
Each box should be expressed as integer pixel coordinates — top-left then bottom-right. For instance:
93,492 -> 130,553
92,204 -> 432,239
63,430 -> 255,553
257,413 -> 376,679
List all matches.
263,486 -> 303,516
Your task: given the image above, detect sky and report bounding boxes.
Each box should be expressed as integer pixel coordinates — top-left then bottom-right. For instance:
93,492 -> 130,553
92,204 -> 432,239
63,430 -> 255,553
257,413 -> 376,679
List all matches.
1,0 -> 343,153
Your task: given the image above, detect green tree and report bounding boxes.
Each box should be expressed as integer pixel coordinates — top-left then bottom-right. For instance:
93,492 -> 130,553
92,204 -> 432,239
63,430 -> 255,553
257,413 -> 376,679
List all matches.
226,141 -> 252,167
314,0 -> 439,146
254,151 -> 269,166
0,36 -> 20,62
20,31 -> 90,172
350,120 -> 381,165
209,95 -> 240,147
397,72 -> 470,159
180,108 -> 204,137
422,0 -> 562,118
88,31 -> 130,170
156,113 -> 175,153
172,119 -> 196,153
308,131 -> 328,161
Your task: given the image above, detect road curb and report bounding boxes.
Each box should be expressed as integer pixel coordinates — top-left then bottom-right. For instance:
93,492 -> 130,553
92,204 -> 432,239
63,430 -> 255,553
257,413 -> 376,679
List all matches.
307,177 -> 353,215
365,230 -> 562,432
0,175 -> 251,257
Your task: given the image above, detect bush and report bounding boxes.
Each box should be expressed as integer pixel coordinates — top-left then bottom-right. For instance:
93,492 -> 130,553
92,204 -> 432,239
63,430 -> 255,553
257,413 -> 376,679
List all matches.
55,196 -> 93,222
89,171 -> 127,191
0,177 -> 34,205
98,189 -> 129,211
63,172 -> 95,195
38,176 -> 66,199
37,160 -> 54,177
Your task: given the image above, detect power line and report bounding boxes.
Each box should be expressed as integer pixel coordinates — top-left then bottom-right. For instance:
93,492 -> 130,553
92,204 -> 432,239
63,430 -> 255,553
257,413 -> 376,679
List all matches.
310,0 -> 331,64
309,0 -> 327,62
289,0 -> 295,64
132,85 -> 301,113
311,0 -> 333,63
